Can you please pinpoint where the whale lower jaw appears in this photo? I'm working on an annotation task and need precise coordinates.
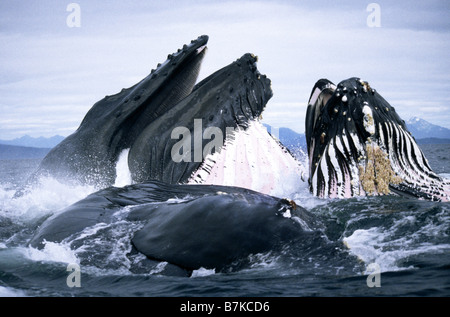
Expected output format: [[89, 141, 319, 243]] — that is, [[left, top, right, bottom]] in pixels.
[[311, 123, 450, 202], [311, 124, 450, 202], [375, 121, 450, 201], [188, 120, 305, 197], [307, 77, 450, 202]]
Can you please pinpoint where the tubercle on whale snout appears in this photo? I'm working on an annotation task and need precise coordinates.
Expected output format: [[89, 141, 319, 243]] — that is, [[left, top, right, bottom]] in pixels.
[[150, 35, 209, 73], [191, 51, 273, 123], [107, 35, 209, 106], [233, 53, 273, 117]]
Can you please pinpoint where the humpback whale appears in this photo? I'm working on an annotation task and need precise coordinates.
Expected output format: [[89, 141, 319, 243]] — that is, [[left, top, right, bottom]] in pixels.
[[25, 35, 308, 274], [27, 35, 303, 196], [29, 181, 318, 272], [25, 37, 450, 276], [305, 77, 450, 201]]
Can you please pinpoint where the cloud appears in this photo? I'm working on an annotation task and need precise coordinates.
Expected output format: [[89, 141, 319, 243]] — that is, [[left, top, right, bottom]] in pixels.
[[0, 0, 449, 139]]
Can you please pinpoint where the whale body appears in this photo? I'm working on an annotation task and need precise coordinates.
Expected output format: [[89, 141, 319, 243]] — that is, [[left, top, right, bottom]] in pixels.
[[29, 181, 318, 272], [31, 36, 209, 188]]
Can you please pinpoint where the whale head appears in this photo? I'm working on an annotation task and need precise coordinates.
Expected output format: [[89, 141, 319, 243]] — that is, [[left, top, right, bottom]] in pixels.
[[127, 53, 302, 195], [30, 35, 302, 195], [306, 77, 449, 201], [128, 52, 272, 184]]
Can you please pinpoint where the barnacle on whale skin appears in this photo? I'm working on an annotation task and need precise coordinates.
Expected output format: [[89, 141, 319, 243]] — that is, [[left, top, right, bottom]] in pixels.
[[359, 142, 402, 196]]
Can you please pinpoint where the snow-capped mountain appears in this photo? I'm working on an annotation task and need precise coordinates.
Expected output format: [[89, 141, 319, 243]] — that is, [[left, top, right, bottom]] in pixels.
[[406, 117, 450, 140]]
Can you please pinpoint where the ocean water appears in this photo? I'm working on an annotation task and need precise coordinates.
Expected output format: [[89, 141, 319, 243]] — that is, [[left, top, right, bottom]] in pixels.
[[0, 144, 449, 298]]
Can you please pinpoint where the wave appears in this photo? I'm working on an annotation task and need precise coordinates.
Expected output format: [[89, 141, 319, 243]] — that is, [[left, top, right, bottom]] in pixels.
[[341, 197, 450, 273], [19, 241, 79, 265], [1, 149, 449, 296], [0, 285, 27, 297], [0, 176, 97, 223]]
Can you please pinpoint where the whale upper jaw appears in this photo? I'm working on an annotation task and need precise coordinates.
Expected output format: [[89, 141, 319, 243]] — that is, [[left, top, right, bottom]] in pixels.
[[31, 35, 210, 188], [306, 77, 450, 202]]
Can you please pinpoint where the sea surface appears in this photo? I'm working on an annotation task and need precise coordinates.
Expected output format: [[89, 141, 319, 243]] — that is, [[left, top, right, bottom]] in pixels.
[[0, 144, 449, 297]]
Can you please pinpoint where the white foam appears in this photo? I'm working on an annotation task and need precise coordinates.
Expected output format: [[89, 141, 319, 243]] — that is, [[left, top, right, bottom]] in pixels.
[[20, 241, 79, 264], [191, 267, 216, 277], [290, 153, 328, 210], [114, 148, 133, 187], [248, 252, 280, 270], [65, 219, 145, 275], [149, 262, 169, 275], [165, 197, 192, 204], [0, 286, 27, 297], [343, 226, 450, 273], [68, 222, 110, 244], [0, 177, 96, 222]]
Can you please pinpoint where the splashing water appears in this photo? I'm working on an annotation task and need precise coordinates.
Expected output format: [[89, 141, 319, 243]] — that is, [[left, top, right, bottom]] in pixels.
[[0, 144, 449, 296], [114, 149, 133, 188], [0, 176, 97, 223], [20, 241, 79, 265]]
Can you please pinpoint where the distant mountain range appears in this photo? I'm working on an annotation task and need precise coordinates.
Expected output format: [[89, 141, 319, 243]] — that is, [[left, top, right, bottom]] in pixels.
[[0, 117, 448, 160], [0, 135, 65, 148], [0, 135, 63, 160], [263, 124, 306, 154]]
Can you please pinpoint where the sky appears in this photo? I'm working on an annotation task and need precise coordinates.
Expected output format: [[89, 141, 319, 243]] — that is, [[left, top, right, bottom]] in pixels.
[[0, 0, 449, 139]]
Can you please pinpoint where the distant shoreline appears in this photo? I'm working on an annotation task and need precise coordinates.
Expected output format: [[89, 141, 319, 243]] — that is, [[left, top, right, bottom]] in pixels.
[[1, 138, 449, 160], [0, 144, 51, 160], [415, 138, 450, 144]]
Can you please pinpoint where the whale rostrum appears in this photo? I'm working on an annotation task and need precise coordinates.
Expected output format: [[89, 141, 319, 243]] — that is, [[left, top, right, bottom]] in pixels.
[[30, 35, 209, 187]]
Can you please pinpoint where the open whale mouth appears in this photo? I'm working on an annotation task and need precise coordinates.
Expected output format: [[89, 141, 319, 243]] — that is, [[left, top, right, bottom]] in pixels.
[[126, 52, 304, 195], [186, 120, 305, 196], [31, 34, 304, 193], [306, 77, 450, 202]]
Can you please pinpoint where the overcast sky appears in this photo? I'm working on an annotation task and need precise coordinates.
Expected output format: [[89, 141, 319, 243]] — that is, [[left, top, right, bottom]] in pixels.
[[0, 0, 449, 139]]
